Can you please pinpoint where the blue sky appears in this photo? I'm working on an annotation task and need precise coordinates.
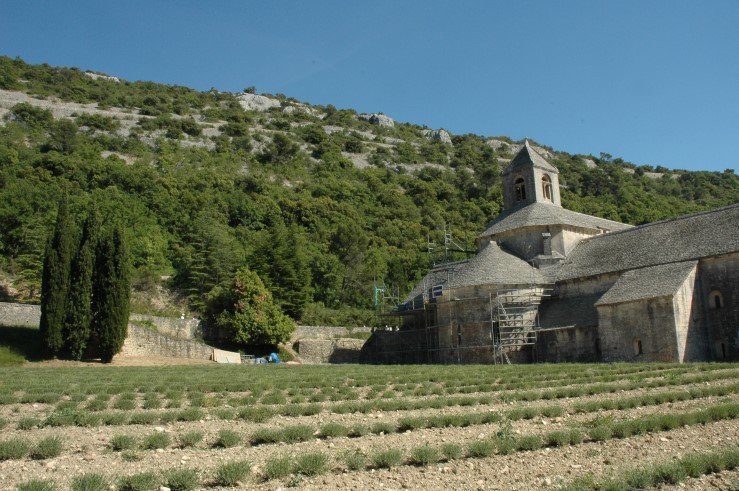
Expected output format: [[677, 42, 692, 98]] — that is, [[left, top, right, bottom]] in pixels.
[[1, 0, 738, 172]]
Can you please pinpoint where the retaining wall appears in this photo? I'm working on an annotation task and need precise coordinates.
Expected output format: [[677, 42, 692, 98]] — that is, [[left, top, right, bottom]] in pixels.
[[291, 325, 371, 341], [0, 302, 40, 327], [121, 325, 213, 359], [296, 338, 365, 364]]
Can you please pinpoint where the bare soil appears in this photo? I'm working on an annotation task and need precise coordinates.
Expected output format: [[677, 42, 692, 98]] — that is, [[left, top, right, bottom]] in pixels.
[[0, 364, 737, 490]]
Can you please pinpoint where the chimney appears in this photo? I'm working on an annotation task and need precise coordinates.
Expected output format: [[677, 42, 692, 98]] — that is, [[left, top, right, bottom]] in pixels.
[[542, 232, 552, 256]]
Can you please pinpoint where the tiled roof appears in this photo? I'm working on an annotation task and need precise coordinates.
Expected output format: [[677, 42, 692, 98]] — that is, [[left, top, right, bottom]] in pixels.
[[503, 140, 559, 175], [479, 201, 632, 239], [401, 260, 468, 304], [449, 241, 542, 288], [595, 261, 698, 306], [558, 204, 739, 281]]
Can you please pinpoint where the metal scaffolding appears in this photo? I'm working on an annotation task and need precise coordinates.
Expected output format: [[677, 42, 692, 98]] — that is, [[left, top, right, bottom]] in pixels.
[[490, 283, 552, 364]]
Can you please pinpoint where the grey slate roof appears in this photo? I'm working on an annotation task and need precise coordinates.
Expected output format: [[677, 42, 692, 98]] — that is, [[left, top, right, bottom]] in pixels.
[[503, 140, 559, 175], [558, 204, 739, 281], [448, 241, 542, 288], [539, 293, 601, 329], [595, 261, 698, 306], [479, 201, 633, 239], [402, 260, 468, 303]]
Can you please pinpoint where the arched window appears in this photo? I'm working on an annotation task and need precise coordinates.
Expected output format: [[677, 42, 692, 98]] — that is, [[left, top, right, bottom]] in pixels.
[[542, 175, 552, 201], [710, 290, 723, 309], [514, 177, 526, 201], [633, 337, 643, 356]]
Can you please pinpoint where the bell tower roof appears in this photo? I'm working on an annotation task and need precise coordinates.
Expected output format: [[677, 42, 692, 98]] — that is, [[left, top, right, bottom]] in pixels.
[[500, 140, 562, 210], [503, 140, 559, 176]]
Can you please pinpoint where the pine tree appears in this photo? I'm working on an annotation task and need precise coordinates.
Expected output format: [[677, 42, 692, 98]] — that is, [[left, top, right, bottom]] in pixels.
[[39, 193, 77, 356], [252, 221, 311, 320], [92, 227, 131, 363], [64, 203, 99, 360]]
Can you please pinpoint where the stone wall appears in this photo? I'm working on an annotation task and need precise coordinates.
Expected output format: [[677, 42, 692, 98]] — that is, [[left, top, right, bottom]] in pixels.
[[597, 296, 679, 362], [296, 338, 365, 364], [121, 324, 213, 359], [698, 253, 739, 361], [129, 313, 201, 340], [291, 325, 371, 341], [0, 302, 40, 327], [536, 326, 598, 363]]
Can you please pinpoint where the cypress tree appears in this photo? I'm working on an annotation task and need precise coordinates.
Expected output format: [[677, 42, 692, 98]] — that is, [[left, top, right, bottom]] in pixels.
[[39, 193, 76, 356], [64, 203, 99, 360], [92, 227, 131, 363]]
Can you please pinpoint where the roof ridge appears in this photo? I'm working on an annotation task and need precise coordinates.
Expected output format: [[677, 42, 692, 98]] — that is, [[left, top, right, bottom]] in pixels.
[[578, 202, 739, 243]]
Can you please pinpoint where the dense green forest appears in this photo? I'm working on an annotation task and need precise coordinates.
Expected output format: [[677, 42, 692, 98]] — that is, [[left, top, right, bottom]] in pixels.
[[0, 56, 737, 326]]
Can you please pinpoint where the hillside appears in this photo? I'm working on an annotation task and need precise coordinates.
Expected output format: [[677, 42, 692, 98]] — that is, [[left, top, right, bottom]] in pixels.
[[1, 56, 737, 325]]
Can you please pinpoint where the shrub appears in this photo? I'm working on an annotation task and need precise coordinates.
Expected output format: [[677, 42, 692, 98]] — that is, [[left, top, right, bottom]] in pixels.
[[467, 439, 495, 458], [176, 408, 204, 422], [410, 445, 439, 466], [342, 450, 366, 471], [0, 438, 30, 460], [214, 429, 241, 448], [163, 468, 199, 491], [250, 428, 281, 445], [215, 460, 250, 486], [110, 434, 137, 451], [371, 448, 404, 469], [237, 406, 273, 423], [588, 426, 612, 442], [121, 450, 142, 462], [31, 435, 64, 459], [129, 411, 158, 425], [370, 421, 395, 435], [516, 435, 543, 451], [441, 443, 463, 461], [293, 451, 329, 476], [264, 454, 292, 480], [16, 479, 56, 491], [71, 473, 108, 491], [100, 412, 129, 426], [348, 424, 369, 437], [117, 472, 159, 491], [281, 425, 314, 443], [178, 431, 203, 449], [141, 432, 170, 450], [17, 417, 42, 430], [319, 422, 349, 438]]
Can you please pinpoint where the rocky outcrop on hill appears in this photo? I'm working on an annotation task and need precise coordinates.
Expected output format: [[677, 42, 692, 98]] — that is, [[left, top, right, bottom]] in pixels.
[[237, 93, 281, 112], [84, 71, 120, 83], [358, 113, 394, 127], [422, 128, 452, 145]]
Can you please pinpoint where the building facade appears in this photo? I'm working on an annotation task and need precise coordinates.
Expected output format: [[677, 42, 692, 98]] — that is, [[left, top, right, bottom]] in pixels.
[[363, 142, 739, 364]]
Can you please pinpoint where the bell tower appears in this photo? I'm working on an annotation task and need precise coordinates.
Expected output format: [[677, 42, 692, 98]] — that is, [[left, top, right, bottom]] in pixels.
[[501, 140, 562, 210]]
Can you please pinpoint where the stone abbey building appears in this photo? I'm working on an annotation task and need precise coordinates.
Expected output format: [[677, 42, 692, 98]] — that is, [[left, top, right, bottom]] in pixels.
[[363, 142, 739, 364]]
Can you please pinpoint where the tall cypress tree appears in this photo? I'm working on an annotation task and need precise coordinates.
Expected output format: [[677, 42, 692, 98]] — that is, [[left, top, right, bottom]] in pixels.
[[65, 202, 99, 360], [39, 193, 76, 356], [92, 227, 131, 363]]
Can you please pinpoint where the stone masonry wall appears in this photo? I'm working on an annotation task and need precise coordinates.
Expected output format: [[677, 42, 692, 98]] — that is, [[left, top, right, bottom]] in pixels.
[[291, 325, 371, 341], [128, 313, 201, 340], [296, 338, 365, 364], [0, 302, 213, 360], [0, 303, 40, 327], [121, 325, 213, 359]]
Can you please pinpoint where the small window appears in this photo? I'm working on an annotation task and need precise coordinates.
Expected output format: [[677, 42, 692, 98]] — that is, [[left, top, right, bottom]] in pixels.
[[514, 177, 526, 201], [542, 175, 552, 201], [710, 290, 723, 309], [633, 337, 643, 356]]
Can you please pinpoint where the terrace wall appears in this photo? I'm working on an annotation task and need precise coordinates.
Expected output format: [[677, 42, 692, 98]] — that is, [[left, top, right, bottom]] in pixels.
[[296, 338, 365, 364], [121, 324, 213, 359], [0, 302, 40, 327]]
